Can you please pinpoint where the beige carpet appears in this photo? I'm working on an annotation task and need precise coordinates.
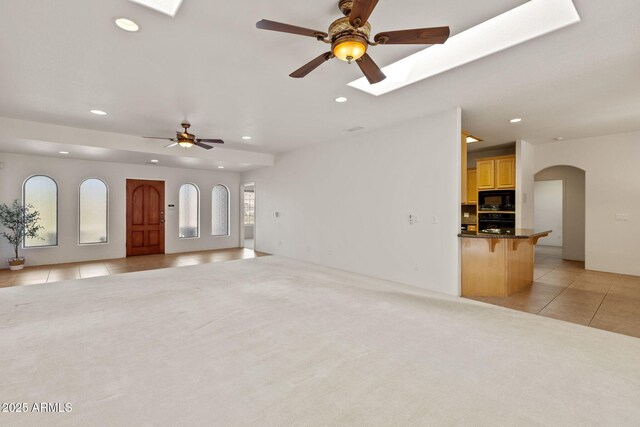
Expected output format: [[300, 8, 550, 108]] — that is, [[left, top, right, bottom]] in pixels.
[[1, 256, 639, 426]]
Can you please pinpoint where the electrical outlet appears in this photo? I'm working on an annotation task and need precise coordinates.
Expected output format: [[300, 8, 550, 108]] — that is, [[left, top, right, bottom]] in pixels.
[[432, 216, 438, 224]]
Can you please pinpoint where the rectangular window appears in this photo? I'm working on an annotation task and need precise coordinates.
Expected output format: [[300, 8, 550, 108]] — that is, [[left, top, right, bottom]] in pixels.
[[244, 191, 255, 225]]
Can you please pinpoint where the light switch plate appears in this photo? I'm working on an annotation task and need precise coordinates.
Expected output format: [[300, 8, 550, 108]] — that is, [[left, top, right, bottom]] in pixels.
[[615, 213, 629, 222]]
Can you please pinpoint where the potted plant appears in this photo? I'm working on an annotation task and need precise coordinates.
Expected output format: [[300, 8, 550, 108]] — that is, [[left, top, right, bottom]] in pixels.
[[0, 199, 43, 271]]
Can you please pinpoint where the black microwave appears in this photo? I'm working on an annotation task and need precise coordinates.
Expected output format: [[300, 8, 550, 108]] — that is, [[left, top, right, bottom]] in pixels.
[[478, 190, 515, 212]]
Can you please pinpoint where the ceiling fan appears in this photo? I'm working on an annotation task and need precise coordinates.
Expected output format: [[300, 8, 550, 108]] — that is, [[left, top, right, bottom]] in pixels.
[[143, 121, 224, 150], [256, 0, 450, 84]]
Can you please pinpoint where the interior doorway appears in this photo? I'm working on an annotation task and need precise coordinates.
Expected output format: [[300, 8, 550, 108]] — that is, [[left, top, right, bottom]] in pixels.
[[126, 179, 165, 257], [242, 183, 255, 250], [534, 180, 563, 247], [534, 166, 585, 262]]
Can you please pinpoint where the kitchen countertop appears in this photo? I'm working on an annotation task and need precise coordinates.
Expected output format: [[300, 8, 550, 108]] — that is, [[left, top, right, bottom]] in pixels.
[[458, 229, 552, 240]]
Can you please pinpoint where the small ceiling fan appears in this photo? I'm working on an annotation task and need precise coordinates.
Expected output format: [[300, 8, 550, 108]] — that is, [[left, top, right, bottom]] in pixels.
[[256, 0, 450, 84], [143, 121, 224, 150]]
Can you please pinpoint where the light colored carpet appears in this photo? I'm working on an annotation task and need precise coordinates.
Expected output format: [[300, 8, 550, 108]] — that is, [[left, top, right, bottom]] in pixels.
[[1, 256, 639, 426]]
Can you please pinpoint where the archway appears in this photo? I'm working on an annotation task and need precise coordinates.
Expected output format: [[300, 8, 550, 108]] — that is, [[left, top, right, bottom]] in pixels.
[[534, 165, 585, 262]]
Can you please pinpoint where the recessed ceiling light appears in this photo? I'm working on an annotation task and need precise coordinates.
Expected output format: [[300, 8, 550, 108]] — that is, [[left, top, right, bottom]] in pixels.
[[59, 151, 69, 155], [114, 18, 139, 32], [335, 97, 348, 103], [90, 109, 108, 116], [509, 118, 523, 123], [242, 136, 252, 140], [218, 166, 225, 169], [466, 136, 482, 144], [553, 137, 564, 141], [150, 159, 159, 163]]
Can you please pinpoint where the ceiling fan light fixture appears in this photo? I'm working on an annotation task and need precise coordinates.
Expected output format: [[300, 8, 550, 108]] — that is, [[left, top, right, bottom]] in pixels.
[[332, 35, 367, 62], [178, 140, 194, 148]]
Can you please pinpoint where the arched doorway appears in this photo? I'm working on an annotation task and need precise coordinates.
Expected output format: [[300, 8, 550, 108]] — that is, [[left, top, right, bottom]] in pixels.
[[534, 166, 585, 262]]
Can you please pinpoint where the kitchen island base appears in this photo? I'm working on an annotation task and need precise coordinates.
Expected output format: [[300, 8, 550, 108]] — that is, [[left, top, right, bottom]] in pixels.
[[459, 230, 551, 297]]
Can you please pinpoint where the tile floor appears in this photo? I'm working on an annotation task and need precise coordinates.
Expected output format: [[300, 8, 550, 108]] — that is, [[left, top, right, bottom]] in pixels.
[[469, 246, 640, 339], [0, 248, 269, 288]]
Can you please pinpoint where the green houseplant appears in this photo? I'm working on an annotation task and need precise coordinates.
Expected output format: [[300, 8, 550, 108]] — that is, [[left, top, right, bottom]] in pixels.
[[0, 199, 43, 271]]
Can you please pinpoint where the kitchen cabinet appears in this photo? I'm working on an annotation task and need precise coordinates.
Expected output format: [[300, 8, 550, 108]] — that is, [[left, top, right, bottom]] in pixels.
[[467, 169, 478, 203], [496, 157, 516, 189], [461, 131, 468, 204], [476, 155, 516, 190], [477, 160, 495, 189]]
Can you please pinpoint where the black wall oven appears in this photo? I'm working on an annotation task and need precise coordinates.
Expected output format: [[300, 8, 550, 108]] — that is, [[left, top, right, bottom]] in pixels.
[[478, 213, 516, 234]]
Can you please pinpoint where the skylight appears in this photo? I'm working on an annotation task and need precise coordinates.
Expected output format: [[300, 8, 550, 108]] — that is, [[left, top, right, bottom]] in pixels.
[[129, 0, 184, 17], [348, 0, 580, 96]]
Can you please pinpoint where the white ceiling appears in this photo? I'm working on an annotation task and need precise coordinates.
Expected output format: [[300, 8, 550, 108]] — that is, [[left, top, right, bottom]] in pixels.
[[0, 0, 639, 168]]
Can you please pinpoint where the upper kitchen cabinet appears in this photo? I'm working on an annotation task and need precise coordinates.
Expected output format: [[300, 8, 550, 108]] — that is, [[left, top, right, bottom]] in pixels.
[[495, 157, 516, 189], [467, 169, 478, 203], [477, 155, 516, 190], [477, 159, 496, 189]]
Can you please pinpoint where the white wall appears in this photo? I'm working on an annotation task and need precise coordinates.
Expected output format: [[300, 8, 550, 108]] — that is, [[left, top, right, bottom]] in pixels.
[[535, 166, 585, 261], [0, 152, 240, 267], [516, 140, 535, 228], [534, 130, 640, 276], [242, 108, 462, 296], [534, 180, 563, 247]]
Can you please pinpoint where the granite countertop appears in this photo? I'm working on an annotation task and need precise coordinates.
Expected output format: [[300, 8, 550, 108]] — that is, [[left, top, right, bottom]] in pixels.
[[458, 229, 552, 239]]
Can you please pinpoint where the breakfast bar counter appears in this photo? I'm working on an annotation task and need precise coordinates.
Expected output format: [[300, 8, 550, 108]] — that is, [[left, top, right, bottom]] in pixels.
[[458, 229, 551, 297]]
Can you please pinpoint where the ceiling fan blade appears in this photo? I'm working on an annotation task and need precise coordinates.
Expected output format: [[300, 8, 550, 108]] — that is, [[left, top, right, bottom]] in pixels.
[[164, 142, 178, 148], [356, 53, 386, 84], [196, 139, 225, 144], [374, 26, 450, 45], [349, 0, 380, 27], [290, 52, 333, 78], [143, 136, 175, 141], [194, 141, 214, 150], [256, 19, 328, 39]]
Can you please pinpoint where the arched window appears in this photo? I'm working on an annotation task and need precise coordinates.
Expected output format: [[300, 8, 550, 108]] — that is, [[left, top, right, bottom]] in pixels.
[[23, 175, 58, 247], [79, 178, 108, 244], [179, 183, 200, 238], [211, 185, 229, 236]]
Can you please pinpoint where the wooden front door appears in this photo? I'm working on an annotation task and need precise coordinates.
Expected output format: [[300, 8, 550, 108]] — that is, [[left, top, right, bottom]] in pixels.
[[126, 179, 165, 257]]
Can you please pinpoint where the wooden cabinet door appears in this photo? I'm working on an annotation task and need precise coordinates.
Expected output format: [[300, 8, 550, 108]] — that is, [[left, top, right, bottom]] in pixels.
[[496, 157, 516, 189], [477, 160, 495, 189], [467, 169, 478, 203], [126, 179, 165, 256]]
